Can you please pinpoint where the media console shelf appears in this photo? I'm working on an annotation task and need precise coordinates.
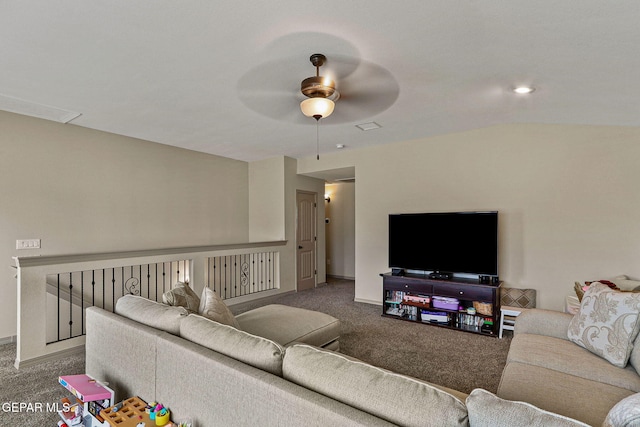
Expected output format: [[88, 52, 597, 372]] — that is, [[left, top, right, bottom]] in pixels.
[[381, 272, 502, 336]]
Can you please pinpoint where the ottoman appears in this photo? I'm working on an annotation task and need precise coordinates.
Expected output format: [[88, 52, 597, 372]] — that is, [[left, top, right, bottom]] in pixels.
[[235, 304, 340, 350]]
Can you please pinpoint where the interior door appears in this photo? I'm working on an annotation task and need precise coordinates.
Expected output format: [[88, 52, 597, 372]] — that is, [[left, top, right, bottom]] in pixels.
[[296, 191, 317, 291]]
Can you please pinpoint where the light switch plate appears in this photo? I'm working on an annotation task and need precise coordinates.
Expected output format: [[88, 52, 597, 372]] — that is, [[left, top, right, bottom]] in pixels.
[[16, 239, 41, 249]]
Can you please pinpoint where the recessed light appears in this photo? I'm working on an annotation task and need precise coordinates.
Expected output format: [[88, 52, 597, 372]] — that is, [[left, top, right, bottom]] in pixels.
[[356, 122, 381, 131], [336, 144, 345, 149], [512, 86, 535, 95]]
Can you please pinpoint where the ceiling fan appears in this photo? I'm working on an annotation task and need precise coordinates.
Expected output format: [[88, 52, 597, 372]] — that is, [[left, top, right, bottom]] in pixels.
[[237, 53, 400, 125]]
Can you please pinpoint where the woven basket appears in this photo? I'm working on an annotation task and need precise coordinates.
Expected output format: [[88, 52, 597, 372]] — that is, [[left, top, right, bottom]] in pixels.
[[574, 282, 585, 302], [473, 301, 493, 316]]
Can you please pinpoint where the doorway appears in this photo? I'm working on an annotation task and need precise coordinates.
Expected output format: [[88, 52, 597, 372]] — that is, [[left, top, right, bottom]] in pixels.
[[324, 181, 356, 280], [296, 190, 317, 291]]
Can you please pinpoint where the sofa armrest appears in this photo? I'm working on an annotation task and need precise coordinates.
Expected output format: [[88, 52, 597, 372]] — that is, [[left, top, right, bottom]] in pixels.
[[514, 308, 574, 340]]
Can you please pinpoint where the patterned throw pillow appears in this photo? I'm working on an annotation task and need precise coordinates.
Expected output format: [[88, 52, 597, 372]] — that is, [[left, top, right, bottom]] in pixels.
[[568, 282, 640, 368], [162, 282, 201, 313], [602, 392, 640, 427], [198, 287, 240, 329]]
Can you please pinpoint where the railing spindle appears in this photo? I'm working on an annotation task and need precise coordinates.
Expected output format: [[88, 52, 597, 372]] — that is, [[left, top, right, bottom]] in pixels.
[[68, 272, 73, 339]]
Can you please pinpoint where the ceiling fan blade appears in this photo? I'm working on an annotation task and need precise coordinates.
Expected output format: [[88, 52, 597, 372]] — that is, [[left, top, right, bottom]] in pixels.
[[237, 60, 303, 122], [324, 60, 399, 123]]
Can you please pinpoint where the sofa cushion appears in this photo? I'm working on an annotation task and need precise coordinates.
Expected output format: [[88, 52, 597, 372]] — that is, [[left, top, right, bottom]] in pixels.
[[236, 304, 340, 348], [603, 392, 640, 427], [115, 294, 188, 335], [179, 314, 285, 376], [568, 282, 640, 368], [162, 282, 200, 313], [283, 344, 468, 427], [466, 388, 589, 427], [198, 287, 240, 328], [514, 308, 574, 340], [497, 361, 634, 426], [507, 333, 640, 392]]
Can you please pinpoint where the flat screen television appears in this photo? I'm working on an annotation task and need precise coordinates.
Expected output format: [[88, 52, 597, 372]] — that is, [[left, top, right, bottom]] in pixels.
[[388, 211, 498, 276]]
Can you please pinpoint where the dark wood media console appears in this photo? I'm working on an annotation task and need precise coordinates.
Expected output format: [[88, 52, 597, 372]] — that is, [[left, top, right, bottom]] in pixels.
[[381, 272, 502, 336]]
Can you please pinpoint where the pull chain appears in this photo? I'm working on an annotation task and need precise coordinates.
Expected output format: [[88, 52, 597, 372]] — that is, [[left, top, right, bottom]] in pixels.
[[313, 114, 321, 160]]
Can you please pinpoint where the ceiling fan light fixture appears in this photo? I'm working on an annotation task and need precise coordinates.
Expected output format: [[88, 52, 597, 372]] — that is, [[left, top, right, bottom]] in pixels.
[[300, 97, 335, 119], [299, 54, 339, 160], [300, 54, 339, 120]]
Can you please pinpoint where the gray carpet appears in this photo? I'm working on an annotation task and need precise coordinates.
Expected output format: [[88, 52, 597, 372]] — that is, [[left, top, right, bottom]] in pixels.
[[0, 278, 511, 425], [0, 340, 85, 425], [233, 278, 511, 394]]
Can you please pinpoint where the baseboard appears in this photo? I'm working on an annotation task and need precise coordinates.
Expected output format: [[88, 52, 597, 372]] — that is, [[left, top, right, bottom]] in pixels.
[[327, 274, 356, 280], [354, 297, 382, 306], [0, 335, 17, 345], [14, 345, 85, 369]]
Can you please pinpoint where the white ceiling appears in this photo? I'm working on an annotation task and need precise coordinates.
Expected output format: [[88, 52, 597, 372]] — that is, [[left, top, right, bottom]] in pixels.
[[2, 1, 639, 162]]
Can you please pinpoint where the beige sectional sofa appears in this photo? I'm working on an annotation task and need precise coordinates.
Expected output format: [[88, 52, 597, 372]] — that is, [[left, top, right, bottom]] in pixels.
[[86, 295, 639, 427]]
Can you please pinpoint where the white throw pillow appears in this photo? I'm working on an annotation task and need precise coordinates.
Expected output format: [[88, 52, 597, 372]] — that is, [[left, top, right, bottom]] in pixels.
[[198, 287, 240, 329], [568, 282, 640, 368], [612, 275, 640, 291]]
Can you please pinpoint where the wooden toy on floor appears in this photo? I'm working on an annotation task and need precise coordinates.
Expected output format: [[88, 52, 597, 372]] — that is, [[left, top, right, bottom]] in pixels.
[[100, 397, 153, 427]]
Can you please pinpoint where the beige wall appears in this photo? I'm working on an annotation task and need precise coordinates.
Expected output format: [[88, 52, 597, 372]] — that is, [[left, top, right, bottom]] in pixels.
[[249, 156, 327, 290], [249, 157, 286, 242], [299, 123, 640, 311], [0, 111, 249, 340], [325, 182, 356, 279]]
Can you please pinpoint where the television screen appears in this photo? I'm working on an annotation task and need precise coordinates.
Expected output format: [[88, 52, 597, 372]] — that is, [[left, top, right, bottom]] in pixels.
[[388, 211, 498, 276]]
